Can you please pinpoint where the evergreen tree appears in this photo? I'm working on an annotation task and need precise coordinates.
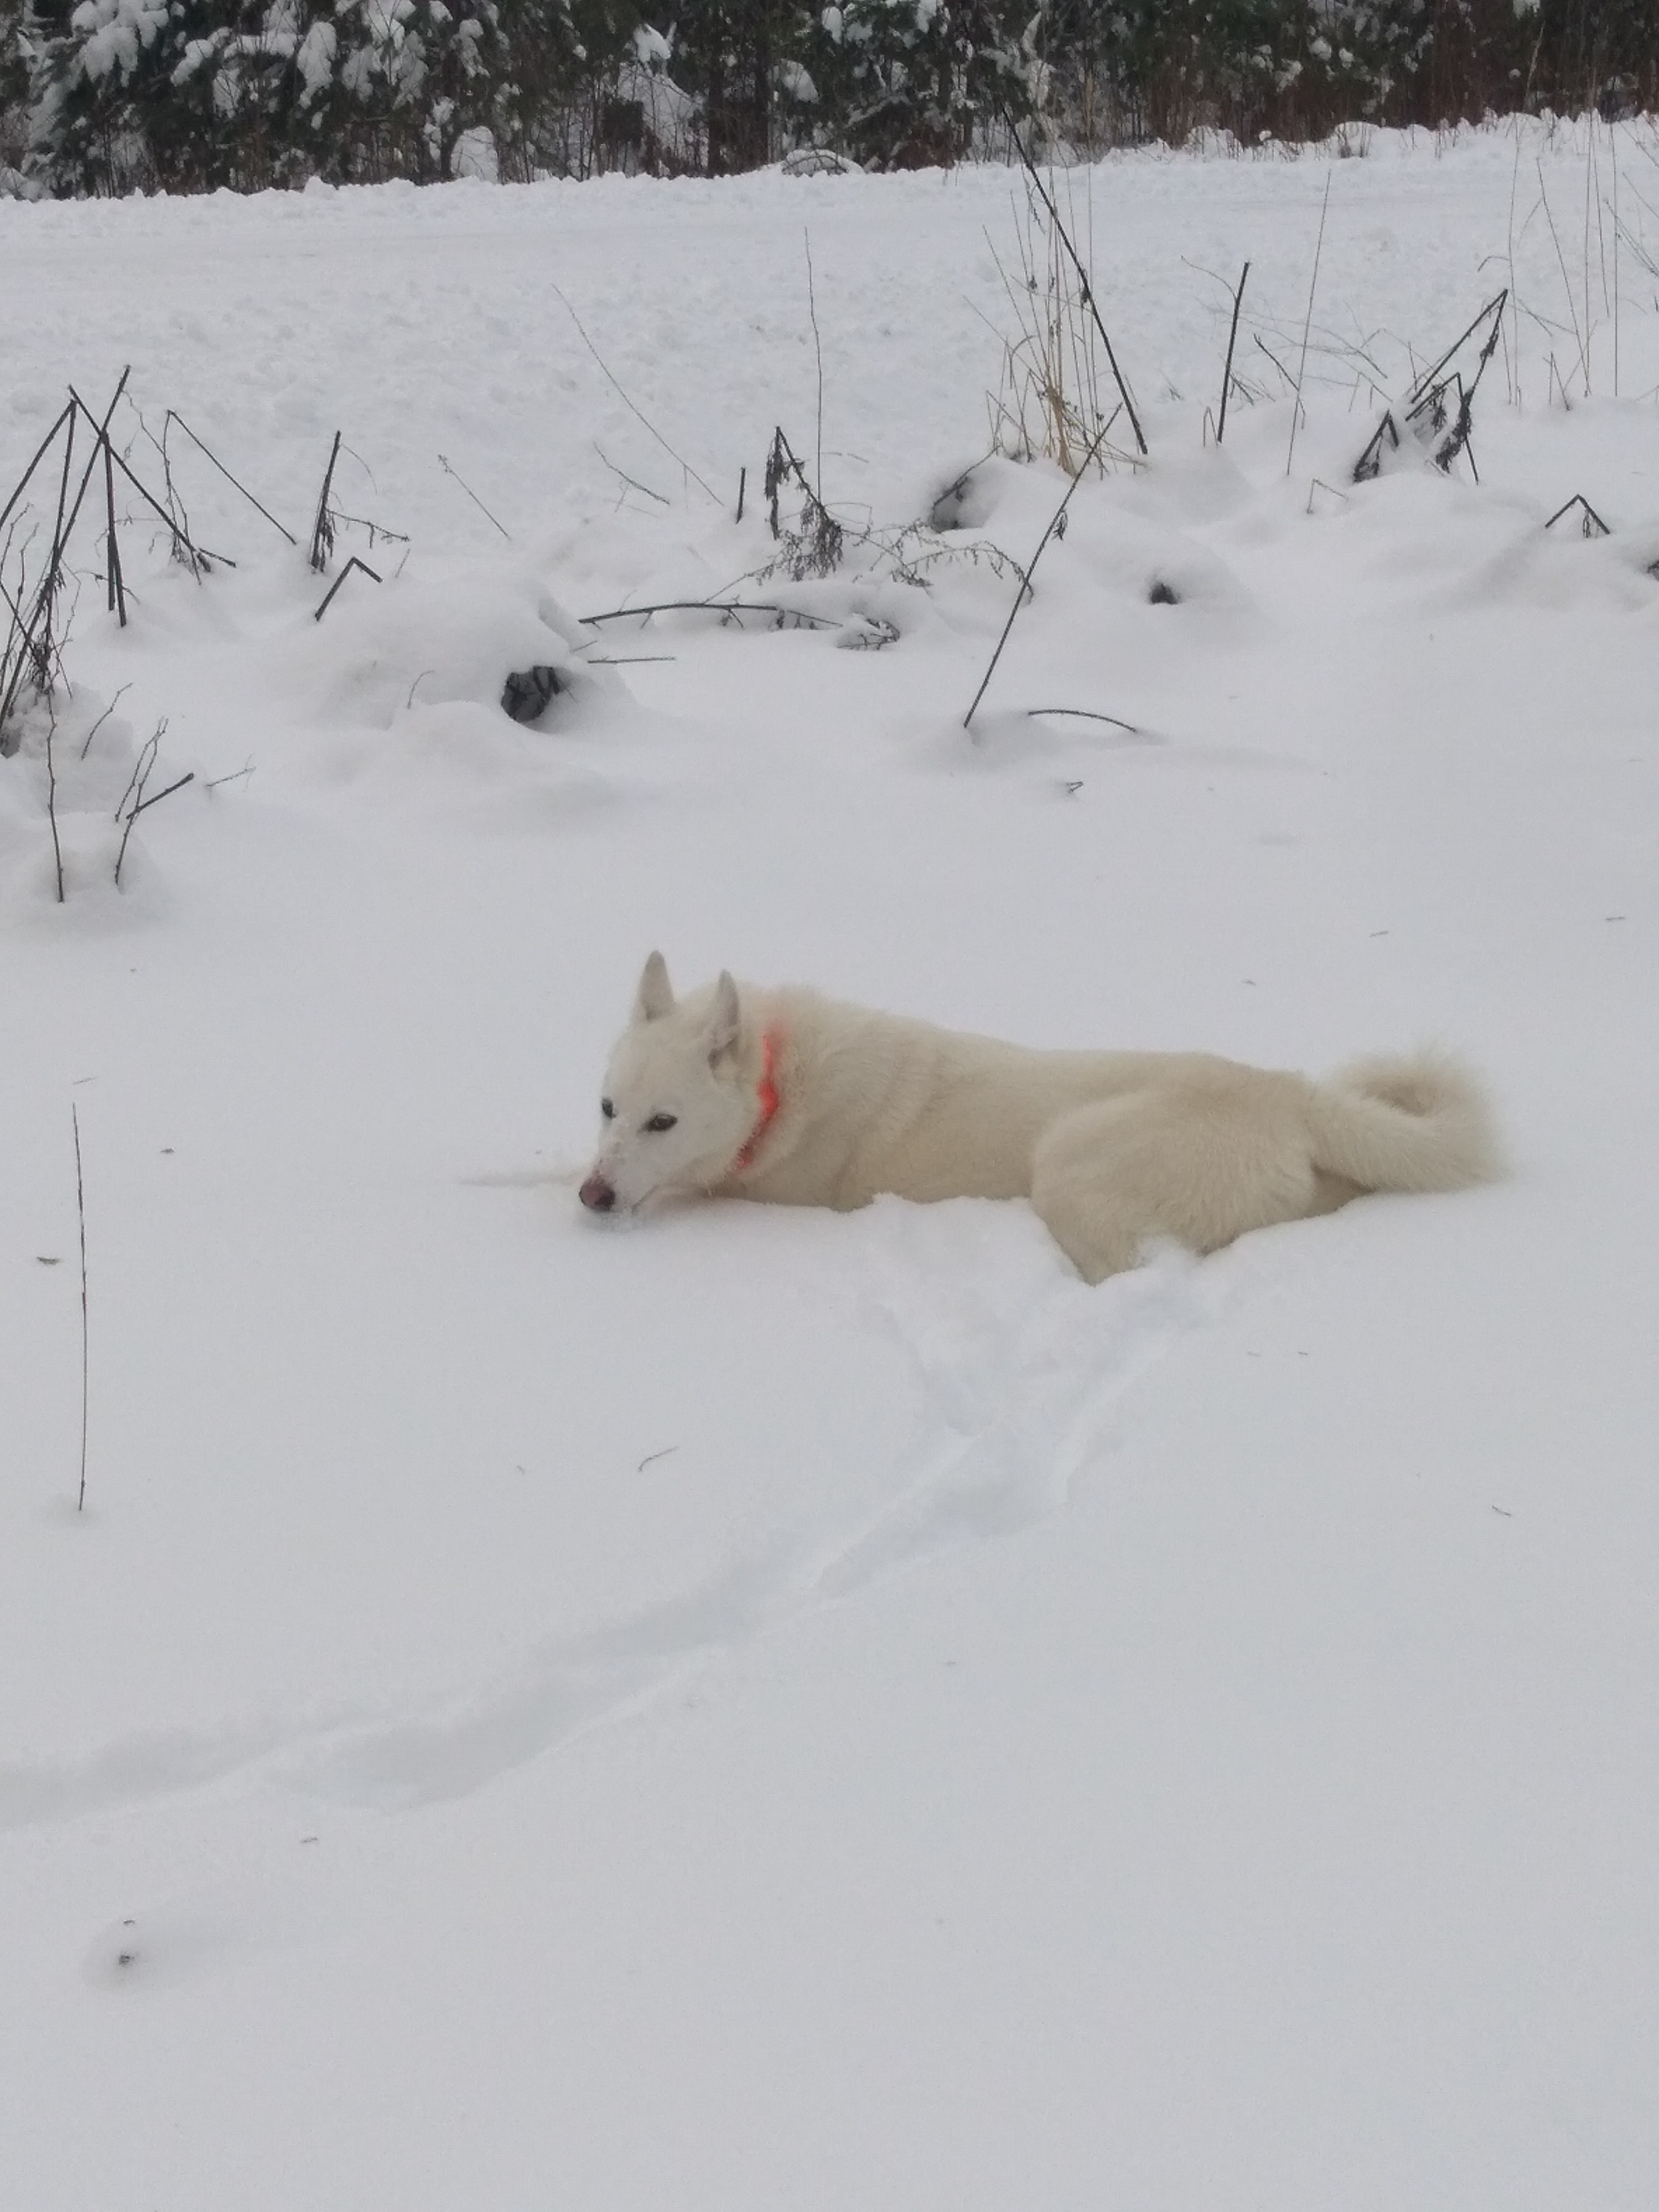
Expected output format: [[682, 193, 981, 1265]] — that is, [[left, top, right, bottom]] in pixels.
[[29, 0, 574, 191], [804, 0, 1033, 168], [11, 0, 1659, 193]]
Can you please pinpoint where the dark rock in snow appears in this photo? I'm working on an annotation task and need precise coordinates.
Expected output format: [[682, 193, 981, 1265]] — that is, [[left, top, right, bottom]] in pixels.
[[501, 666, 566, 723]]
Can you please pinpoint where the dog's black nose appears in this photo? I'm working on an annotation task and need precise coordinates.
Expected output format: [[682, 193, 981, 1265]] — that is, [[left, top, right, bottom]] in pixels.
[[579, 1174, 616, 1213]]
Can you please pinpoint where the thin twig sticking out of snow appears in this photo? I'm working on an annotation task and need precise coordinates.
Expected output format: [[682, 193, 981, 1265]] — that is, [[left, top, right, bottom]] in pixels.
[[1026, 707, 1145, 735], [0, 400, 75, 543], [45, 694, 64, 902], [165, 411, 296, 545], [37, 404, 76, 700], [126, 771, 195, 820], [999, 101, 1147, 458], [72, 1103, 88, 1512], [79, 684, 130, 761], [113, 718, 180, 886], [578, 599, 840, 629], [550, 283, 719, 505], [69, 380, 224, 575], [1536, 159, 1589, 394], [962, 412, 1116, 731], [313, 556, 382, 622], [1408, 292, 1508, 407], [1217, 262, 1250, 445], [103, 428, 126, 626], [1286, 173, 1333, 477], [440, 453, 513, 536], [1543, 492, 1610, 535], [0, 404, 78, 743], [805, 228, 825, 500], [310, 431, 342, 573], [592, 447, 665, 509]]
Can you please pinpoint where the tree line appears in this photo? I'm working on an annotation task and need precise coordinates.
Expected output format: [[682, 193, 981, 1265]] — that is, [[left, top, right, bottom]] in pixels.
[[1, 0, 1653, 198]]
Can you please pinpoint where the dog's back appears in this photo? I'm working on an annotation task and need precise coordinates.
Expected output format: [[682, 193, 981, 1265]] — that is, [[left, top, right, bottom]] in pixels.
[[726, 988, 1235, 1210]]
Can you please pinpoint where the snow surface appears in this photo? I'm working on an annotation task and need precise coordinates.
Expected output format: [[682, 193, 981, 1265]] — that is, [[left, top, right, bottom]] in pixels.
[[2, 121, 1657, 2208]]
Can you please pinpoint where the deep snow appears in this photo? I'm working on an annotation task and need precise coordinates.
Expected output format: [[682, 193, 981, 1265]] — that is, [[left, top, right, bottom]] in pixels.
[[2, 121, 1657, 2209]]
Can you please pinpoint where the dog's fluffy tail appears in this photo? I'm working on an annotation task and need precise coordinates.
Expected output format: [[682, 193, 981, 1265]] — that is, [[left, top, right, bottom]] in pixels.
[[1308, 1050, 1503, 1195]]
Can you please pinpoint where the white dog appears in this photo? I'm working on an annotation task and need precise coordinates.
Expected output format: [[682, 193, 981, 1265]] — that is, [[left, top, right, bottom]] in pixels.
[[579, 953, 1501, 1283]]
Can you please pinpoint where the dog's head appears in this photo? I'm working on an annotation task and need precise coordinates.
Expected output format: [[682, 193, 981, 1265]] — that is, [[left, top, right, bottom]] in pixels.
[[579, 953, 757, 1214]]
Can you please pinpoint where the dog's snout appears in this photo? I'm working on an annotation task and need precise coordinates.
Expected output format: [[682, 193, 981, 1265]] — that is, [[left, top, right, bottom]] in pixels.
[[579, 1173, 617, 1213]]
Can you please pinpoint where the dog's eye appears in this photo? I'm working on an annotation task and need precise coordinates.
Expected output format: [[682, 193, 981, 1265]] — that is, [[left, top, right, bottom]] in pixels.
[[600, 1098, 615, 1120], [642, 1113, 678, 1134]]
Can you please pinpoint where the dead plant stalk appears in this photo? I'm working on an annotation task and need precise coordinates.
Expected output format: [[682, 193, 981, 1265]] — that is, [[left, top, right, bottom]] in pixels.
[[963, 416, 1115, 730], [73, 1102, 88, 1511], [1286, 173, 1333, 476]]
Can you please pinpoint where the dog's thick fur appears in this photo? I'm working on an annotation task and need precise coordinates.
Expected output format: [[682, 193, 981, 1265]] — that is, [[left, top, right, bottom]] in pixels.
[[578, 953, 1502, 1283]]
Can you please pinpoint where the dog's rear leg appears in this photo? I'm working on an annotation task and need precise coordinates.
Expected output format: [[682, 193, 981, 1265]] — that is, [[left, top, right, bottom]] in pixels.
[[1034, 1199, 1146, 1285], [1030, 1135, 1149, 1285]]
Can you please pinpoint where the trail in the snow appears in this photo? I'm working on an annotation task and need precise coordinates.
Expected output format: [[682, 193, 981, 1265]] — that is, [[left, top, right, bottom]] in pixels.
[[0, 1208, 1257, 1823]]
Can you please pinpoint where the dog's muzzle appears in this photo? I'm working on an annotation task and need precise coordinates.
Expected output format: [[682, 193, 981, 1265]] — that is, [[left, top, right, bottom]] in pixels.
[[579, 1173, 617, 1213]]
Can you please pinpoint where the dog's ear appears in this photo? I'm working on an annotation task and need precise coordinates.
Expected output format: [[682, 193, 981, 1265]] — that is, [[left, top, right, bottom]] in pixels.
[[705, 970, 741, 1064], [634, 950, 675, 1023]]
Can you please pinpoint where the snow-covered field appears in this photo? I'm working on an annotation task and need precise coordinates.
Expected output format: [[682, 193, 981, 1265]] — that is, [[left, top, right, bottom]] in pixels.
[[2, 122, 1657, 2208]]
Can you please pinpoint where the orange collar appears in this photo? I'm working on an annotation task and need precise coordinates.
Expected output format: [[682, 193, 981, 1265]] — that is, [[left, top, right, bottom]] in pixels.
[[731, 1031, 781, 1174]]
